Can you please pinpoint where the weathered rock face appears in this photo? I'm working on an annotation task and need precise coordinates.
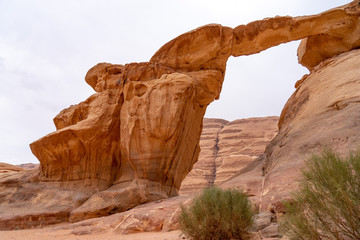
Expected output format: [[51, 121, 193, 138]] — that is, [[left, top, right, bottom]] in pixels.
[[0, 163, 25, 182], [16, 163, 38, 170], [32, 62, 225, 188], [261, 48, 360, 210], [179, 118, 228, 195], [30, 62, 225, 222], [0, 163, 24, 175], [298, 1, 360, 70], [0, 170, 97, 230], [180, 117, 278, 195], [223, 49, 360, 212], [55, 195, 192, 235], [214, 117, 279, 186], [151, 1, 360, 72], [1, 0, 360, 230], [30, 0, 360, 187]]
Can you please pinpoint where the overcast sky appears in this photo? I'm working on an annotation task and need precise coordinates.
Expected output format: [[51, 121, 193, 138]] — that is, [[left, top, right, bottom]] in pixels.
[[0, 0, 350, 164]]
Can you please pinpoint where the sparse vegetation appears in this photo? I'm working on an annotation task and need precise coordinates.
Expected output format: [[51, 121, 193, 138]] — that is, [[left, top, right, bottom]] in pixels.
[[179, 187, 254, 240], [280, 148, 360, 240]]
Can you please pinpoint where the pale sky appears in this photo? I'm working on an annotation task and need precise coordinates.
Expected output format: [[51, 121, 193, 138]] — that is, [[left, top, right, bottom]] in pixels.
[[0, 0, 350, 164]]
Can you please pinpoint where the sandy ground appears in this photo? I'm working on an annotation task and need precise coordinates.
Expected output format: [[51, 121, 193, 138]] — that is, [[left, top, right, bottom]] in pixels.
[[1, 227, 186, 240]]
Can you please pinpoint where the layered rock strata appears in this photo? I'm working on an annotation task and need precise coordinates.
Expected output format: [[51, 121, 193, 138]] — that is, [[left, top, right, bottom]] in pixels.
[[1, 1, 360, 229], [179, 118, 228, 195], [214, 117, 279, 186], [0, 163, 24, 175], [180, 117, 278, 195]]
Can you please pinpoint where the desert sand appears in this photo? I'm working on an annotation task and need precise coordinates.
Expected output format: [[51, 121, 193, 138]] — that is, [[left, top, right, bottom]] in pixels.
[[1, 228, 185, 240]]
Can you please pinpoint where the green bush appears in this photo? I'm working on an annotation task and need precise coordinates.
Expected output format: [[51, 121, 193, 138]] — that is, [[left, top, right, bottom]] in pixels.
[[179, 187, 254, 240], [280, 148, 360, 240]]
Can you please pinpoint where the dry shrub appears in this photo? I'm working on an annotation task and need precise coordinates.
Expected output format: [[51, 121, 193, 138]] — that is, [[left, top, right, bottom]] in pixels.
[[280, 148, 360, 240], [179, 187, 254, 240]]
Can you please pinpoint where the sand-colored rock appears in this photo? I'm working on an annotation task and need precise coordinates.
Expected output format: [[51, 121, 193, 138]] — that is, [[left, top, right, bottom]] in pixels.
[[180, 117, 278, 195], [29, 62, 224, 223], [57, 195, 191, 235], [0, 228, 187, 240], [2, 0, 360, 230], [0, 162, 25, 184], [0, 162, 24, 175], [261, 48, 360, 210], [214, 117, 279, 186], [225, 49, 360, 212], [179, 118, 228, 195], [0, 170, 98, 230], [17, 163, 38, 170], [298, 1, 360, 70], [151, 1, 360, 71]]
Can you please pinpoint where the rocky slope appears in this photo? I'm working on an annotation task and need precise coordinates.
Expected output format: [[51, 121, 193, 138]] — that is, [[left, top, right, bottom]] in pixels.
[[0, 163, 24, 180], [180, 117, 278, 195], [16, 163, 38, 170]]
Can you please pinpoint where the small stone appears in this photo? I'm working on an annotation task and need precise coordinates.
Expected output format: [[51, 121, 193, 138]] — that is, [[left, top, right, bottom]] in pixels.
[[261, 223, 280, 238], [252, 212, 272, 231]]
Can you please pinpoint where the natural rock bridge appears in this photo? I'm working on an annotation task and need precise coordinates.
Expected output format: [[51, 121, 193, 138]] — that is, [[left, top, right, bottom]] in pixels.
[[28, 1, 360, 221], [0, 1, 359, 229]]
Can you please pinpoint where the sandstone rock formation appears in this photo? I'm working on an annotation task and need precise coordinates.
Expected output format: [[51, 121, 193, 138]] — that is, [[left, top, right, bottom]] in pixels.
[[214, 117, 279, 186], [0, 198, 280, 240], [1, 0, 360, 230], [0, 163, 25, 181], [0, 163, 24, 175], [30, 61, 223, 222], [179, 118, 228, 195], [16, 163, 38, 170], [262, 48, 360, 210], [223, 48, 360, 212], [0, 169, 98, 230], [54, 195, 192, 235], [180, 117, 278, 195], [151, 0, 360, 72], [0, 117, 278, 231]]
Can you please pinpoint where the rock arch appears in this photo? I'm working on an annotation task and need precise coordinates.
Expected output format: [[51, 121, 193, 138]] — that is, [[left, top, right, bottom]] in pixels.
[[28, 1, 360, 221]]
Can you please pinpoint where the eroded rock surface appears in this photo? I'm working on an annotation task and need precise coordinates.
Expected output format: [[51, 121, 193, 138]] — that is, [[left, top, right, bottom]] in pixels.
[[0, 163, 24, 176], [30, 62, 223, 223], [215, 117, 279, 186], [262, 48, 360, 210], [224, 49, 360, 212], [1, 0, 360, 230], [179, 118, 228, 195], [180, 117, 278, 195], [16, 163, 38, 170]]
